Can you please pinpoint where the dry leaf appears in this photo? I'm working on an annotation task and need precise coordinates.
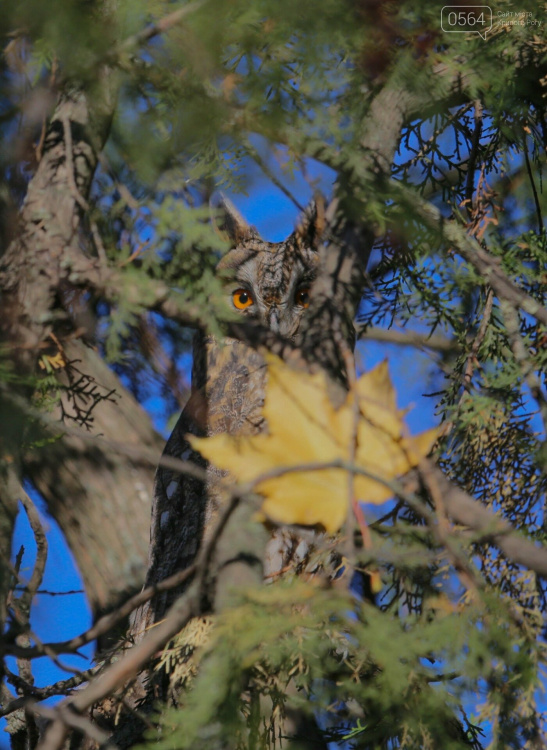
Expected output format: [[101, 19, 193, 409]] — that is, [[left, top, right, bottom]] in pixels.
[[189, 355, 438, 533]]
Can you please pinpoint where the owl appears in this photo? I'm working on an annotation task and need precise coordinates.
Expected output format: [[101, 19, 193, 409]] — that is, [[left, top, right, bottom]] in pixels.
[[131, 196, 325, 639]]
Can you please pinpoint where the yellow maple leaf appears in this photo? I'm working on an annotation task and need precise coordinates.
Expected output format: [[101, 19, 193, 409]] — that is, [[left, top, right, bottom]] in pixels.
[[189, 356, 438, 533]]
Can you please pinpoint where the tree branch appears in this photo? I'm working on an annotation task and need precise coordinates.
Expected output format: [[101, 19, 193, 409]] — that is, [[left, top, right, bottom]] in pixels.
[[357, 326, 459, 353], [1, 667, 101, 719], [3, 565, 197, 660], [431, 465, 547, 578], [392, 180, 547, 328], [34, 490, 249, 750], [16, 489, 48, 615]]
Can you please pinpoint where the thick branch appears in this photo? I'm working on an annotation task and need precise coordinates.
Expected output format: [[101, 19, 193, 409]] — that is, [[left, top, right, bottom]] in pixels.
[[393, 181, 547, 328], [432, 467, 547, 578]]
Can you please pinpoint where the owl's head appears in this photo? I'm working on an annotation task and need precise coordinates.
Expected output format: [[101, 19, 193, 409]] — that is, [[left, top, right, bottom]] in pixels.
[[217, 197, 325, 339]]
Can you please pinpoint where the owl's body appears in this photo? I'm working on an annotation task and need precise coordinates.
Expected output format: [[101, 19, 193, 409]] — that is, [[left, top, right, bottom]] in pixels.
[[132, 199, 323, 637]]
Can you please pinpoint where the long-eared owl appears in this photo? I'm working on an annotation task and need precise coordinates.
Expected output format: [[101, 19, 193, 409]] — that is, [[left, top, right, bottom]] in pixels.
[[132, 196, 325, 637]]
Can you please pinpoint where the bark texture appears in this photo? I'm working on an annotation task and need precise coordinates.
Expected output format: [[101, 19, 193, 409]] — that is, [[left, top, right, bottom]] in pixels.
[[0, 78, 158, 616], [23, 339, 162, 615]]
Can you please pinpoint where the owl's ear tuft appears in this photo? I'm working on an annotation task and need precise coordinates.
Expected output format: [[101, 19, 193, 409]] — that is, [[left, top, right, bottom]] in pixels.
[[294, 192, 326, 250], [213, 195, 260, 246]]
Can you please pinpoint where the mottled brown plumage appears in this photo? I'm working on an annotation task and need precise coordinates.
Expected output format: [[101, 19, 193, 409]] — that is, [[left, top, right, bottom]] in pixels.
[[132, 197, 324, 638]]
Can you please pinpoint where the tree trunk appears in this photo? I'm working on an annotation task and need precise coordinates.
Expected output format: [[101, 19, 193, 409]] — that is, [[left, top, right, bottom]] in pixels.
[[0, 73, 158, 618], [23, 338, 162, 617]]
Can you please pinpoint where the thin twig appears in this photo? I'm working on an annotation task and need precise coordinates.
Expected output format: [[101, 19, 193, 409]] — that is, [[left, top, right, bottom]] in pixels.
[[34, 492, 242, 750], [464, 100, 483, 215], [240, 460, 547, 578], [118, 0, 209, 54], [17, 488, 48, 612], [461, 286, 494, 394], [3, 472, 47, 750], [5, 564, 196, 659], [14, 588, 84, 597], [33, 704, 116, 750], [336, 332, 359, 568], [499, 299, 547, 433], [523, 138, 544, 236], [244, 139, 305, 212], [1, 666, 101, 718], [7, 598, 85, 676], [393, 180, 547, 328], [417, 460, 482, 601], [0, 379, 206, 483]]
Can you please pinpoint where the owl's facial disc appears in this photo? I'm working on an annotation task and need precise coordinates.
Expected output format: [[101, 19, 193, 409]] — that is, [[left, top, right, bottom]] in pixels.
[[222, 234, 318, 339]]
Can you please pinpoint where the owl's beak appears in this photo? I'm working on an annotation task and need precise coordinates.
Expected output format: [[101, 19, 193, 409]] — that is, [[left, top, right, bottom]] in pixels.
[[268, 307, 280, 332]]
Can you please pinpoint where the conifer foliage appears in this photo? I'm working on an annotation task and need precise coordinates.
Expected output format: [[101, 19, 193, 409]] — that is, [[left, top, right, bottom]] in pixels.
[[1, 1, 547, 748]]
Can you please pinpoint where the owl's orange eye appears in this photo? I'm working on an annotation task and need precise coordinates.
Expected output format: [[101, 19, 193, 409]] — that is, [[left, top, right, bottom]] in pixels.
[[295, 287, 310, 308], [232, 289, 254, 310]]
